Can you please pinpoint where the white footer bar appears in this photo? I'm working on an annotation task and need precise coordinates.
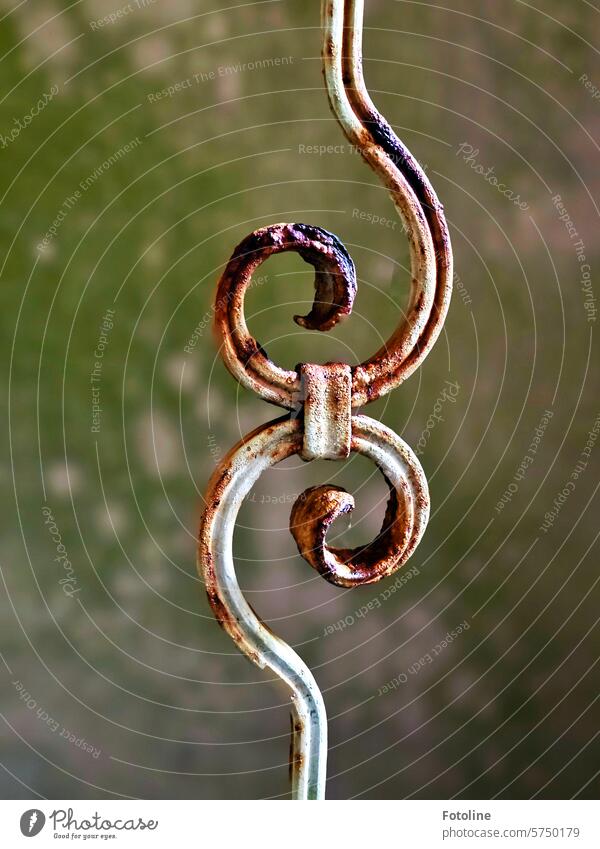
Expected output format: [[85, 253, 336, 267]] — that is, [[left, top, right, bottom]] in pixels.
[[0, 799, 597, 847]]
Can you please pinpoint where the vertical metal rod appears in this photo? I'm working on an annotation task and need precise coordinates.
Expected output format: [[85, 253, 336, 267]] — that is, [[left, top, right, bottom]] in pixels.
[[197, 0, 452, 800]]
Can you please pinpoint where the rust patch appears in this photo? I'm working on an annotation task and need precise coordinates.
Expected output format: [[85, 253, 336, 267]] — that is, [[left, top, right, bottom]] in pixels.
[[212, 222, 357, 410]]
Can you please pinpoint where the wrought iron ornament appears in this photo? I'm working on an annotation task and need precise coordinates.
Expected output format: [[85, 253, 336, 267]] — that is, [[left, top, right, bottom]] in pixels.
[[198, 0, 452, 799]]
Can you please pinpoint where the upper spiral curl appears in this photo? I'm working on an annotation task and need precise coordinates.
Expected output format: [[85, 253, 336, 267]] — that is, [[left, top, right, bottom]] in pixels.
[[213, 222, 357, 410]]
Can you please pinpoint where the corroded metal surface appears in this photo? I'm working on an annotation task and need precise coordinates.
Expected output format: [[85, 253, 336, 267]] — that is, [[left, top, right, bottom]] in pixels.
[[300, 362, 351, 460], [197, 0, 452, 801], [291, 415, 429, 587], [214, 223, 356, 409]]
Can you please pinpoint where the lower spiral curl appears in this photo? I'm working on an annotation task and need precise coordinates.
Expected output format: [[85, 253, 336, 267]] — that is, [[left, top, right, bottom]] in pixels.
[[290, 416, 429, 587]]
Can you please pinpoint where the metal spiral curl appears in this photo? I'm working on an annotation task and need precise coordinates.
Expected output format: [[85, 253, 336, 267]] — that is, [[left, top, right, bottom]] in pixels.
[[289, 415, 429, 588], [197, 0, 452, 800]]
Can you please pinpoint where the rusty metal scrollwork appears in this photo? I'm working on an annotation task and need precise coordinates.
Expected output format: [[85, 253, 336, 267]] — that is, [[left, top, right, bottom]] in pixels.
[[197, 0, 452, 800]]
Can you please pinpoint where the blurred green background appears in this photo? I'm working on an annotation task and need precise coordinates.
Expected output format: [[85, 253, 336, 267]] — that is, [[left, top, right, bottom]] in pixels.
[[1, 0, 599, 799]]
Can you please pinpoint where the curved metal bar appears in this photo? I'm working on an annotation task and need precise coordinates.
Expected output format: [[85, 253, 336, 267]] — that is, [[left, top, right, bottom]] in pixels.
[[322, 0, 453, 406], [197, 414, 429, 797], [198, 416, 327, 799]]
